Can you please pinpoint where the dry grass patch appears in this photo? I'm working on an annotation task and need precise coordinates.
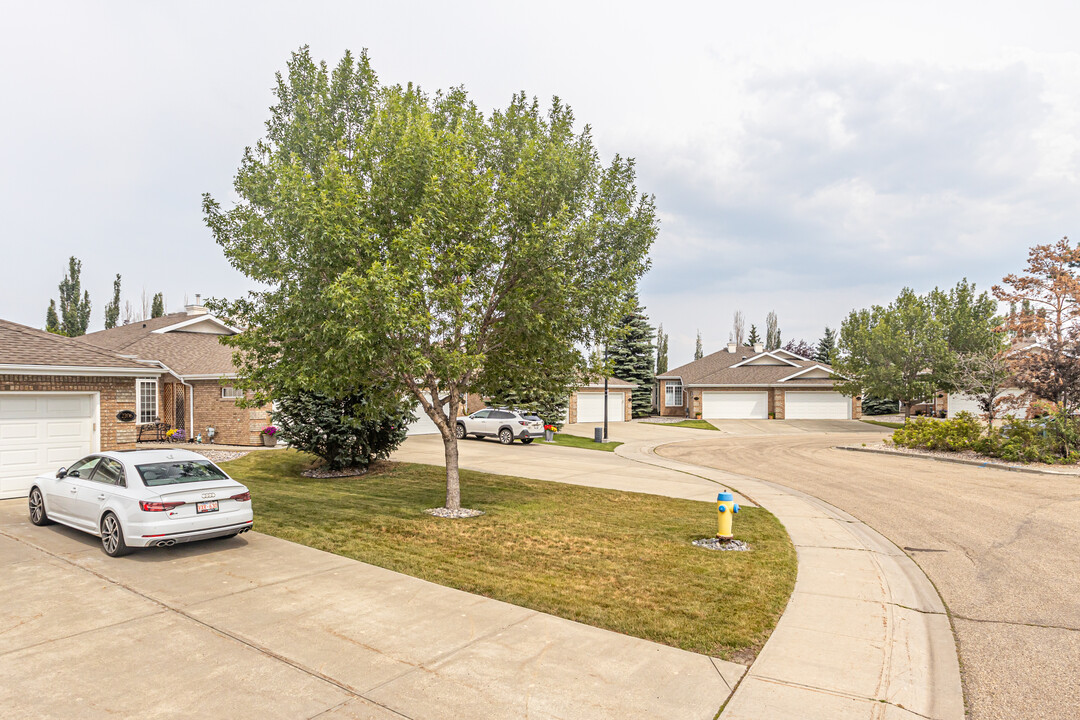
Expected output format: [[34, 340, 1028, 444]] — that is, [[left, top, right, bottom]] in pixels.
[[221, 450, 796, 661]]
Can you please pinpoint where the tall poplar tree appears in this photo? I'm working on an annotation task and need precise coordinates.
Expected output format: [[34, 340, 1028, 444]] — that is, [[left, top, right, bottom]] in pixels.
[[655, 324, 669, 374], [694, 330, 703, 360], [104, 274, 122, 329], [52, 256, 91, 337]]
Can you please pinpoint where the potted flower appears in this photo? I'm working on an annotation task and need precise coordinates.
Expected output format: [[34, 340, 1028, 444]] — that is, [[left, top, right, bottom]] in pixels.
[[166, 428, 185, 443], [544, 424, 557, 442], [261, 425, 279, 447]]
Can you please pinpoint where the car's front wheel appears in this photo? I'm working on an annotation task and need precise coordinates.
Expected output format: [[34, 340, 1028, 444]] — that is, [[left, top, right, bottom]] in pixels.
[[28, 488, 52, 526], [100, 512, 131, 557], [499, 428, 514, 445], [455, 423, 466, 440]]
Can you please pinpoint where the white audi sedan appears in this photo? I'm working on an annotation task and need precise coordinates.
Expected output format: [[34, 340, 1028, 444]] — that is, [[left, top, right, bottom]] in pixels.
[[27, 449, 253, 557]]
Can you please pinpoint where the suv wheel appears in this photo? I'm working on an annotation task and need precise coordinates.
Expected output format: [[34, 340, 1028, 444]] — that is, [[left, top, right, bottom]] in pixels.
[[499, 428, 514, 445], [455, 423, 466, 439]]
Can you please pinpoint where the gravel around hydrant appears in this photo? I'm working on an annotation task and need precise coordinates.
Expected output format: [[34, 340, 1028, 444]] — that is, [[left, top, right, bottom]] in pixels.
[[693, 537, 751, 552]]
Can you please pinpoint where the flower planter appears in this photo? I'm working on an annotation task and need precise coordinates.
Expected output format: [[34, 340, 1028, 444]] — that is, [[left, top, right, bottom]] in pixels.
[[261, 434, 278, 447], [544, 429, 555, 442]]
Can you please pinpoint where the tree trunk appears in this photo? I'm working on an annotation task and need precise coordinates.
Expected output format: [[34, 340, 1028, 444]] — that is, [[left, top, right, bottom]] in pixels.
[[440, 427, 461, 510]]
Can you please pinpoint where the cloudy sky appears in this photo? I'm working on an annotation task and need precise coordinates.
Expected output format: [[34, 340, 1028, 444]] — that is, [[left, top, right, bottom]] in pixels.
[[2, 1, 1078, 363]]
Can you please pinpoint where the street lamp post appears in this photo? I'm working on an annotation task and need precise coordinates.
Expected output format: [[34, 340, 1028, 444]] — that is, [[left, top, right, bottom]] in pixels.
[[603, 344, 609, 440]]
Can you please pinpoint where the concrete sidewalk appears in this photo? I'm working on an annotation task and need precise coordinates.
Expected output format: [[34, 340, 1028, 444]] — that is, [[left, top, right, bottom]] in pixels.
[[0, 499, 744, 720], [616, 427, 964, 720]]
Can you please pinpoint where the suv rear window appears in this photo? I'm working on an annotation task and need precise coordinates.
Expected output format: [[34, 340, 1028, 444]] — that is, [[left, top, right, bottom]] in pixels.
[[136, 460, 229, 487]]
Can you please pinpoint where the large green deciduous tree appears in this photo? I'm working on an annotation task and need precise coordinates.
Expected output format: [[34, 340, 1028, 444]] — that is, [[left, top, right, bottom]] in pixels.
[[609, 292, 655, 417], [203, 48, 656, 510], [834, 280, 1002, 416]]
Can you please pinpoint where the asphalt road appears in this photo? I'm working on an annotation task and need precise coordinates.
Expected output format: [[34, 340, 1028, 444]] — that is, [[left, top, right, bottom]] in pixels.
[[657, 428, 1080, 720]]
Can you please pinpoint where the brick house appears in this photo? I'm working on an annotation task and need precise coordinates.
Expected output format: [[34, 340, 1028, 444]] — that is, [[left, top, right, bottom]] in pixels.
[[656, 343, 861, 420], [80, 300, 272, 447], [0, 318, 166, 499], [566, 378, 636, 424]]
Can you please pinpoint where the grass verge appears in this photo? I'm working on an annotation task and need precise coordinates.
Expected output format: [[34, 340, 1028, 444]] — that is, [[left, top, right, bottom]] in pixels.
[[221, 450, 797, 661], [860, 418, 905, 429], [537, 433, 622, 452], [642, 419, 720, 431]]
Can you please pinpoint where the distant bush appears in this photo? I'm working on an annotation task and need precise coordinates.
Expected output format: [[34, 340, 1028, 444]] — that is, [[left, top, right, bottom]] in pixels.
[[891, 408, 1080, 464], [862, 396, 899, 416]]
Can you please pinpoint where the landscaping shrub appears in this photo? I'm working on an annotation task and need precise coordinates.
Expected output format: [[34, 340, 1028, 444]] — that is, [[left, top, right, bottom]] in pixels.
[[272, 390, 414, 470], [892, 408, 1080, 464], [861, 396, 899, 416]]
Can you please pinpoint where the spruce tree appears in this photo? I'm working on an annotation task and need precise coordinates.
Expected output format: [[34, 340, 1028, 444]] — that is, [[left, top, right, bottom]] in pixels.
[[609, 293, 655, 417], [815, 326, 838, 364], [57, 256, 91, 337], [151, 292, 165, 318], [45, 300, 62, 335], [747, 324, 760, 345], [104, 274, 122, 329], [655, 323, 669, 374], [694, 330, 703, 360]]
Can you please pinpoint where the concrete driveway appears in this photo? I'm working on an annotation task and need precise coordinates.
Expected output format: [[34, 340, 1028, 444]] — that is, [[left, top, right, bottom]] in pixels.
[[0, 496, 742, 720], [657, 423, 1080, 720]]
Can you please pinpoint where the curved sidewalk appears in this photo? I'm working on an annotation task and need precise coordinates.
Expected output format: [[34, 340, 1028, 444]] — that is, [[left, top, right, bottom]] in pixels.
[[614, 433, 965, 720]]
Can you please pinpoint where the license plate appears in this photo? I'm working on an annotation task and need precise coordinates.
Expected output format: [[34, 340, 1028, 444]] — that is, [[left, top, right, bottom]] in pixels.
[[197, 500, 219, 514]]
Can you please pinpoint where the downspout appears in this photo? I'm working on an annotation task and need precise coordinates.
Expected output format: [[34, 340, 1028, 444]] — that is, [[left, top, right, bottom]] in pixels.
[[148, 361, 194, 437]]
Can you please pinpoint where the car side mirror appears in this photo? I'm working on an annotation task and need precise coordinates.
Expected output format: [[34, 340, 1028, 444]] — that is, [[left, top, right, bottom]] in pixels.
[[56, 467, 67, 479]]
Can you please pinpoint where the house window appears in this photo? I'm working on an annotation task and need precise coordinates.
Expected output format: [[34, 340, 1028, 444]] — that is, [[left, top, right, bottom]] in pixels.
[[665, 381, 683, 407], [136, 379, 158, 424], [221, 386, 242, 400]]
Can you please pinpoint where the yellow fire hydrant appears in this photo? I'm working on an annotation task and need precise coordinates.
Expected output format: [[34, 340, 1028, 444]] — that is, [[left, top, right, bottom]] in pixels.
[[717, 492, 740, 540]]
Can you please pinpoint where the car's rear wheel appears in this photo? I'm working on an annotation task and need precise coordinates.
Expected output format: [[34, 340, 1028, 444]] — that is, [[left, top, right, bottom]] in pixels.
[[455, 423, 466, 439], [28, 488, 52, 526], [100, 512, 131, 557], [499, 428, 514, 445], [520, 438, 534, 444]]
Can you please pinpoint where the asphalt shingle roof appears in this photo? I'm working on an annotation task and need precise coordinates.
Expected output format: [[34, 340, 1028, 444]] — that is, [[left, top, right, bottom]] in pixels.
[[81, 313, 239, 377], [660, 346, 837, 386], [0, 319, 158, 371]]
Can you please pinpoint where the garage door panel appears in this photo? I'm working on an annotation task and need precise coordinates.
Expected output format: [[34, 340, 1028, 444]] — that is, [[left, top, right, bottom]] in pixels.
[[576, 392, 624, 423], [0, 393, 96, 500], [785, 391, 850, 420], [407, 393, 449, 436], [702, 392, 768, 419]]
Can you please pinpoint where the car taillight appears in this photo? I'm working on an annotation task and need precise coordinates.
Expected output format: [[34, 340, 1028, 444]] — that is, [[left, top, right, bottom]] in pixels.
[[230, 492, 251, 502], [140, 500, 185, 512]]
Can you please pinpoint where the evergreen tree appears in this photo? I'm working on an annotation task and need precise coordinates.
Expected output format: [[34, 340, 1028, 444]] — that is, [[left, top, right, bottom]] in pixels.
[[104, 274, 122, 329], [56, 256, 91, 337], [151, 292, 165, 318], [765, 310, 781, 350], [45, 300, 62, 335], [694, 330, 703, 360], [609, 293, 655, 417], [655, 323, 669, 375], [815, 326, 838, 364], [747, 324, 760, 346]]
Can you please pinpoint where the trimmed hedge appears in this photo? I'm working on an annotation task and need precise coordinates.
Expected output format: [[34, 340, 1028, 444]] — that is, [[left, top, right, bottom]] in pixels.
[[890, 410, 1080, 465]]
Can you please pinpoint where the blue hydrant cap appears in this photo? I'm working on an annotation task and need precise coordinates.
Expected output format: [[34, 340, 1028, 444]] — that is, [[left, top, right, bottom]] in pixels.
[[717, 492, 734, 502]]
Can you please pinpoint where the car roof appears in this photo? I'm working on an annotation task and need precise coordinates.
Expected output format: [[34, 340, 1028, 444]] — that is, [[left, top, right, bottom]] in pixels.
[[95, 448, 214, 465]]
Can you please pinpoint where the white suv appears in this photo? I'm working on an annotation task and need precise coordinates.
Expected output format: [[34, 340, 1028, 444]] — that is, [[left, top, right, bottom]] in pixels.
[[455, 409, 545, 444]]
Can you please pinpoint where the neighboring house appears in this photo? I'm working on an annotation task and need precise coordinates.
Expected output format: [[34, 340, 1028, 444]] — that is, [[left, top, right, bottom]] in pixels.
[[913, 341, 1039, 420], [656, 342, 861, 420], [0, 318, 165, 499], [80, 300, 271, 446]]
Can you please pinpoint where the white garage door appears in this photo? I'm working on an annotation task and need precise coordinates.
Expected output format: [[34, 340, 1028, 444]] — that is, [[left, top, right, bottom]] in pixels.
[[407, 393, 451, 436], [785, 391, 851, 419], [0, 393, 96, 500], [948, 390, 1027, 419], [702, 391, 768, 419], [576, 392, 624, 423]]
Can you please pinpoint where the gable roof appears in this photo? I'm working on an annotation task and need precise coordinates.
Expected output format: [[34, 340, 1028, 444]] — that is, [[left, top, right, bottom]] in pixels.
[[659, 345, 840, 387], [81, 312, 239, 377], [0, 319, 163, 375]]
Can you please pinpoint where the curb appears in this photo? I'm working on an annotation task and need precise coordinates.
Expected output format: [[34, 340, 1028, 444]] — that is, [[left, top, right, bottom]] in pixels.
[[836, 444, 1080, 477]]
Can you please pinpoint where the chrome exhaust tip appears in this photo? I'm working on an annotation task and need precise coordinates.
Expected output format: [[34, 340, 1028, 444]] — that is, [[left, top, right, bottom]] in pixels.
[[156, 539, 176, 547]]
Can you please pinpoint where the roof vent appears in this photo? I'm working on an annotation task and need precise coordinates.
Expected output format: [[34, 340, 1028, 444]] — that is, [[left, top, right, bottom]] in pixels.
[[753, 342, 764, 353], [185, 293, 208, 316], [727, 342, 737, 353]]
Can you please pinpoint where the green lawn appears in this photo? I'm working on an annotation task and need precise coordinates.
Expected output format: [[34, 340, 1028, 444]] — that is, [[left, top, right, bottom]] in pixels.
[[221, 450, 797, 661], [642, 419, 720, 431], [537, 433, 622, 452], [860, 418, 905, 429]]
